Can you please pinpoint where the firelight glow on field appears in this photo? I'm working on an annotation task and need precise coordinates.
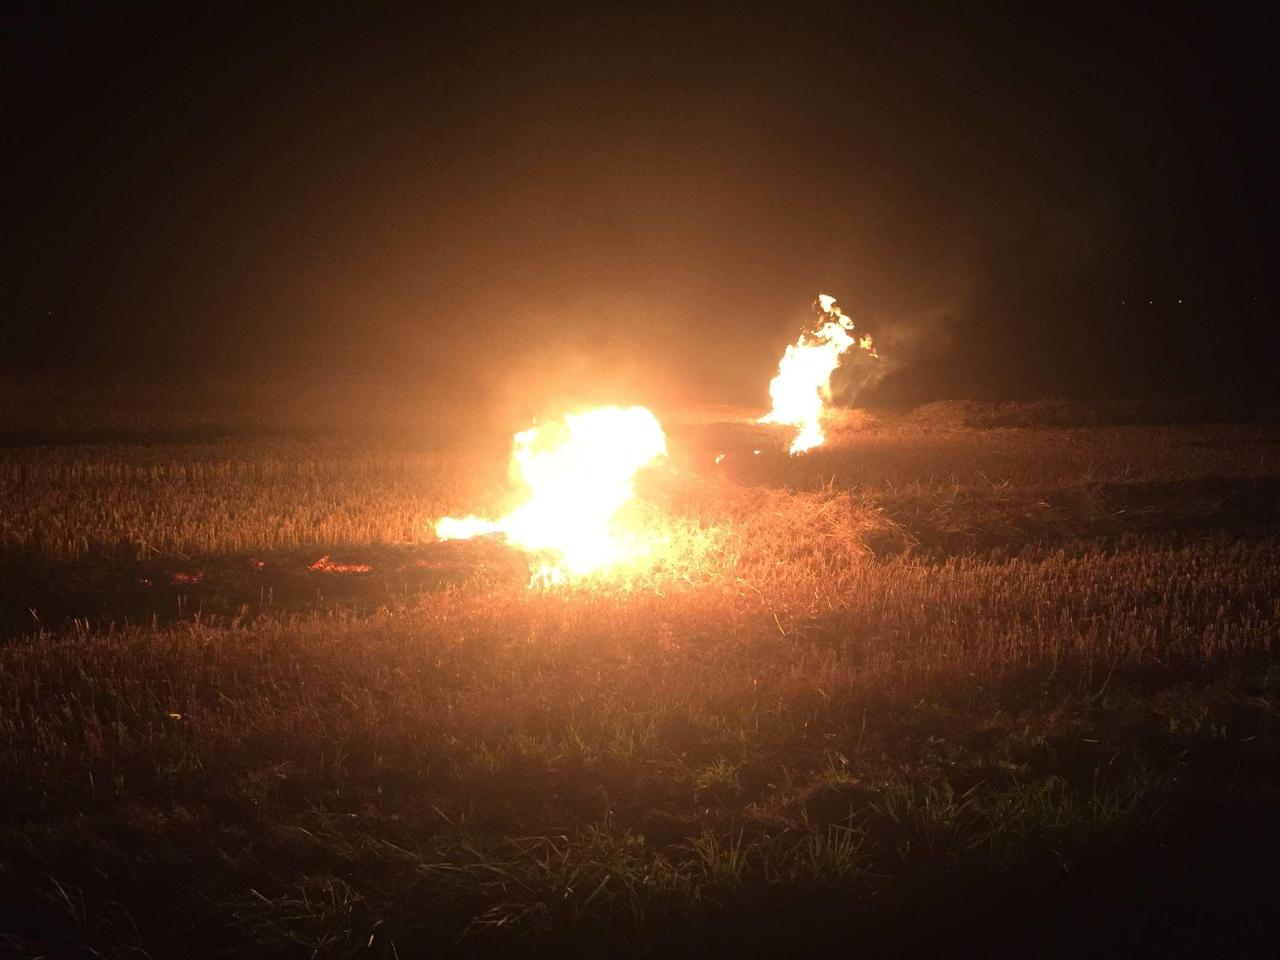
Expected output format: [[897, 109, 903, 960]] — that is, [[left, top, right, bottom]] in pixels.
[[759, 294, 876, 453], [435, 406, 667, 579]]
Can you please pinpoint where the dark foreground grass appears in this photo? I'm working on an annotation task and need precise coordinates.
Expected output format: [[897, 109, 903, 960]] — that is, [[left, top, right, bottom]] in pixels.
[[2, 420, 1279, 957]]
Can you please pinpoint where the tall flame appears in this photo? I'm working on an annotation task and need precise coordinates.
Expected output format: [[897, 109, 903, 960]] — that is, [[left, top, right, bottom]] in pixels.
[[436, 406, 667, 580], [759, 293, 875, 454]]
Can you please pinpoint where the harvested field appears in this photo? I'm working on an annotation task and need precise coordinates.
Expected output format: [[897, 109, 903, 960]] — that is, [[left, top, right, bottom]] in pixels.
[[2, 417, 1278, 957]]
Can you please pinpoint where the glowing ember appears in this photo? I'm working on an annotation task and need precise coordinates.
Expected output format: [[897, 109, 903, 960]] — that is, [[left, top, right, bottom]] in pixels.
[[309, 556, 373, 574], [436, 406, 667, 580], [759, 293, 876, 454]]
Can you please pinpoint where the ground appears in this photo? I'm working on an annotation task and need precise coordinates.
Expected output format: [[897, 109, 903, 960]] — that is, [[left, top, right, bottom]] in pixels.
[[1, 406, 1278, 958]]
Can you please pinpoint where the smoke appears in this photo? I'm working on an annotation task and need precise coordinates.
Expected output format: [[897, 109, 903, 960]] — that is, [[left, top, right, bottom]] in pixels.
[[825, 236, 981, 410], [833, 299, 966, 408]]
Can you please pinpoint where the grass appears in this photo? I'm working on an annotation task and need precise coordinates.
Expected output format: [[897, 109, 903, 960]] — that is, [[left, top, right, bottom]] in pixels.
[[1, 413, 1279, 957]]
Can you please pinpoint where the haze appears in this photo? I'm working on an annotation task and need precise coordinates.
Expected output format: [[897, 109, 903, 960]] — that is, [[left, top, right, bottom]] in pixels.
[[3, 5, 1275, 415]]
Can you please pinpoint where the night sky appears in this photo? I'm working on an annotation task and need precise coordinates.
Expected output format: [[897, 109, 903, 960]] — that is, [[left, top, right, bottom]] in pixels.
[[2, 3, 1275, 409]]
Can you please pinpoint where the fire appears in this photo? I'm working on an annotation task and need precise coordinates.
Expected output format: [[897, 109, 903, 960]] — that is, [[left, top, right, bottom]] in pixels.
[[436, 406, 668, 580], [759, 293, 876, 453]]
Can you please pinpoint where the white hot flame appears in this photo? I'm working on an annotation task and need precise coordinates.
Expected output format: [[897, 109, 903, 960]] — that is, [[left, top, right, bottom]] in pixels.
[[436, 406, 667, 580], [758, 293, 875, 453]]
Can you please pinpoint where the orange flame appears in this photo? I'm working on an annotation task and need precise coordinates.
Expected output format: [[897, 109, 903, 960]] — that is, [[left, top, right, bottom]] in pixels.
[[759, 293, 875, 454], [436, 406, 667, 581]]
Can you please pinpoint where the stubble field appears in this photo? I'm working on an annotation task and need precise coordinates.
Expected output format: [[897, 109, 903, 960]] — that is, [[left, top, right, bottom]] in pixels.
[[2, 411, 1278, 957]]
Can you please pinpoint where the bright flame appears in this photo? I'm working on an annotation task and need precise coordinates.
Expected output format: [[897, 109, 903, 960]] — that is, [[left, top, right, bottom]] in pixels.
[[435, 406, 667, 579], [758, 293, 876, 453]]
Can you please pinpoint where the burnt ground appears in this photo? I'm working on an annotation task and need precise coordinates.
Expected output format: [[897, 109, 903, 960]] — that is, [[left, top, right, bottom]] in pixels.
[[0, 541, 527, 640]]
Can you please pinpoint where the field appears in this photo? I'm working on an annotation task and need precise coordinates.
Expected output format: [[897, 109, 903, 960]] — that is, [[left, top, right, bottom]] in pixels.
[[2, 409, 1279, 957]]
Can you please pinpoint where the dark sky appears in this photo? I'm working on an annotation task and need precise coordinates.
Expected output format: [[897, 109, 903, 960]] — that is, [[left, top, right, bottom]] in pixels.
[[2, 2, 1276, 408]]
